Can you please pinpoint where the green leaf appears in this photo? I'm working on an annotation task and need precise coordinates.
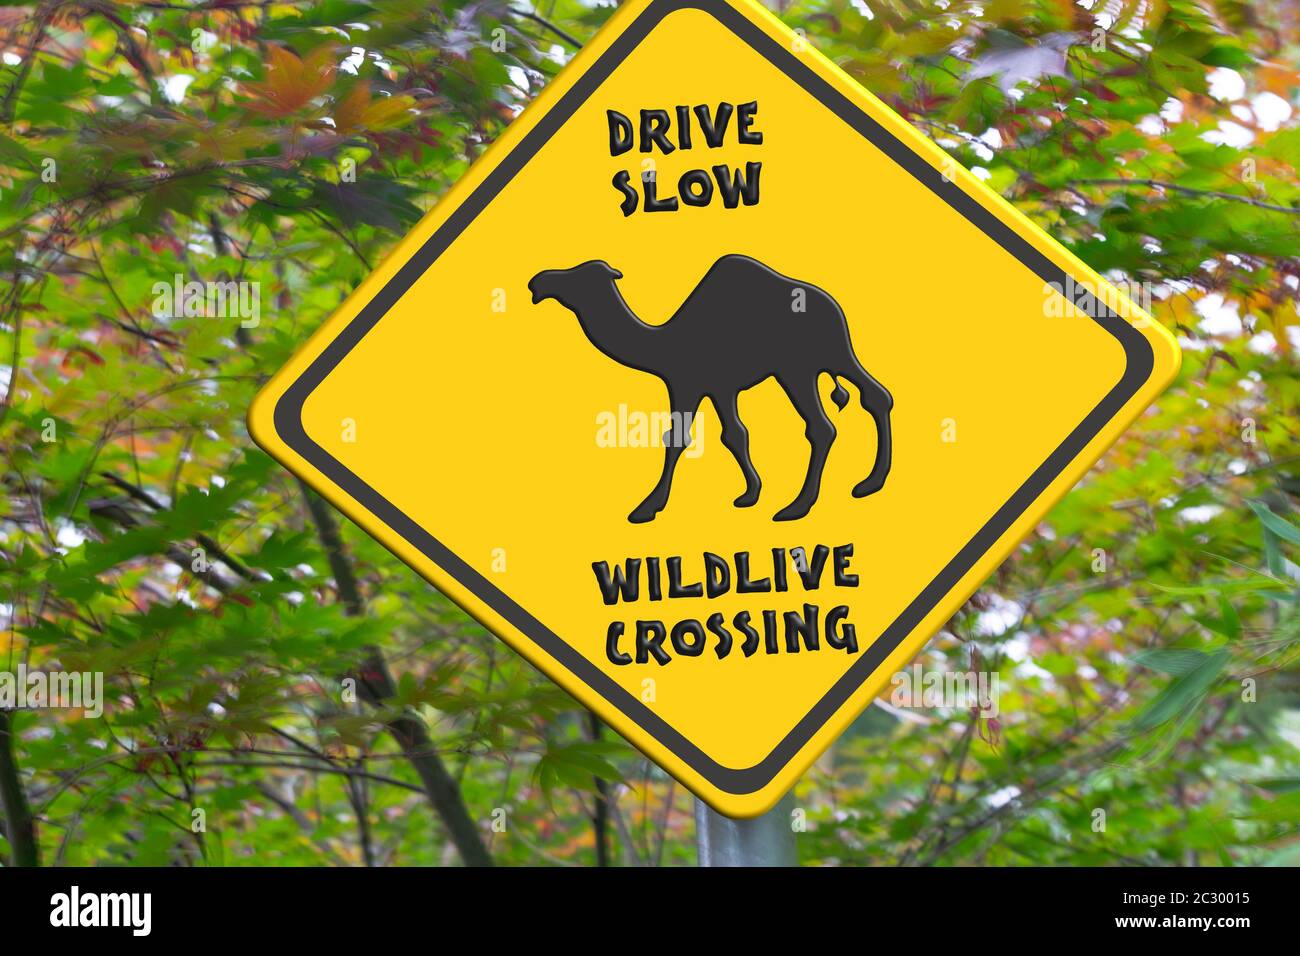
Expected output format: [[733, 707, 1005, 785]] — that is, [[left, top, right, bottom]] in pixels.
[[1200, 45, 1255, 69], [534, 741, 623, 799], [1131, 648, 1215, 676], [1217, 596, 1241, 639], [1130, 649, 1230, 732], [1248, 500, 1300, 546], [1261, 527, 1285, 577], [310, 179, 424, 233]]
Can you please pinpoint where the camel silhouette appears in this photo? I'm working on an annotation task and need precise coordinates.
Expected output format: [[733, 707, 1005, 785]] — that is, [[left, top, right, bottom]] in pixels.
[[528, 254, 893, 522]]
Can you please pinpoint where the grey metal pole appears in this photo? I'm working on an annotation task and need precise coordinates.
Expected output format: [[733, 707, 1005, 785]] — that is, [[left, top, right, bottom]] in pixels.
[[695, 793, 797, 866]]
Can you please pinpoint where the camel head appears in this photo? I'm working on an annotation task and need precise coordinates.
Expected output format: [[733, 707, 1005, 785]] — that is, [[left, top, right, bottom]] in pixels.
[[528, 261, 623, 308]]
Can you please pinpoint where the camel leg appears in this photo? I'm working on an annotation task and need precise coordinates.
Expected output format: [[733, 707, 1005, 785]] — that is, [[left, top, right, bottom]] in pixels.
[[716, 392, 761, 508], [774, 377, 835, 522], [629, 393, 701, 523], [844, 365, 893, 498]]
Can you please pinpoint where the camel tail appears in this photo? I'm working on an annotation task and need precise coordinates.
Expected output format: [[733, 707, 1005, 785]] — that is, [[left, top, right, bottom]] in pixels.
[[830, 376, 850, 411]]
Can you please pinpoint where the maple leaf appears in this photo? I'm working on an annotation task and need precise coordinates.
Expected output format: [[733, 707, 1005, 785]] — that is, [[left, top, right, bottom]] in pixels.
[[1267, 299, 1298, 355], [181, 121, 276, 163], [330, 81, 416, 135], [242, 44, 337, 117]]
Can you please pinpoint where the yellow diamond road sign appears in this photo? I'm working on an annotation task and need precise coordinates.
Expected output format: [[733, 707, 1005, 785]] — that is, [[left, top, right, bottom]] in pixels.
[[250, 0, 1181, 817]]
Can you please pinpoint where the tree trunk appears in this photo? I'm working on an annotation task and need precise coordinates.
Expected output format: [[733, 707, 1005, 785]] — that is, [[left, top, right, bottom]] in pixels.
[[0, 710, 39, 866], [299, 483, 493, 867]]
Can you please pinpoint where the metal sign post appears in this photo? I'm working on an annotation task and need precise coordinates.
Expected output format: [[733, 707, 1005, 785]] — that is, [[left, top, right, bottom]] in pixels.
[[695, 795, 797, 867]]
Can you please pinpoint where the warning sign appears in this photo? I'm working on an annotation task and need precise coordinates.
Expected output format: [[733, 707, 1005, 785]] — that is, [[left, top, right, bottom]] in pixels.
[[250, 0, 1180, 817]]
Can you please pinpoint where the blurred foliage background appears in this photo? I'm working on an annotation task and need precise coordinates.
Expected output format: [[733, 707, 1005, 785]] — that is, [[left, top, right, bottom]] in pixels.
[[0, 0, 1298, 867]]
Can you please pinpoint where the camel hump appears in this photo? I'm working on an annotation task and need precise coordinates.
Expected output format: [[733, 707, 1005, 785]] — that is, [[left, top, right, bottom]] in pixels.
[[669, 254, 833, 320], [711, 255, 837, 302], [706, 254, 788, 287]]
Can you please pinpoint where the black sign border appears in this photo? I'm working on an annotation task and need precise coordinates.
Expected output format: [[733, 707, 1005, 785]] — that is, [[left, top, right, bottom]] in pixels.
[[270, 0, 1153, 796]]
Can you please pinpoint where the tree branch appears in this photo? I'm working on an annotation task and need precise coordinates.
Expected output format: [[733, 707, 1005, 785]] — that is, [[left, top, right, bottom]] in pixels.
[[509, 7, 584, 48], [297, 481, 493, 867], [1069, 178, 1300, 215], [586, 710, 610, 867], [0, 6, 51, 126], [98, 472, 256, 581]]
